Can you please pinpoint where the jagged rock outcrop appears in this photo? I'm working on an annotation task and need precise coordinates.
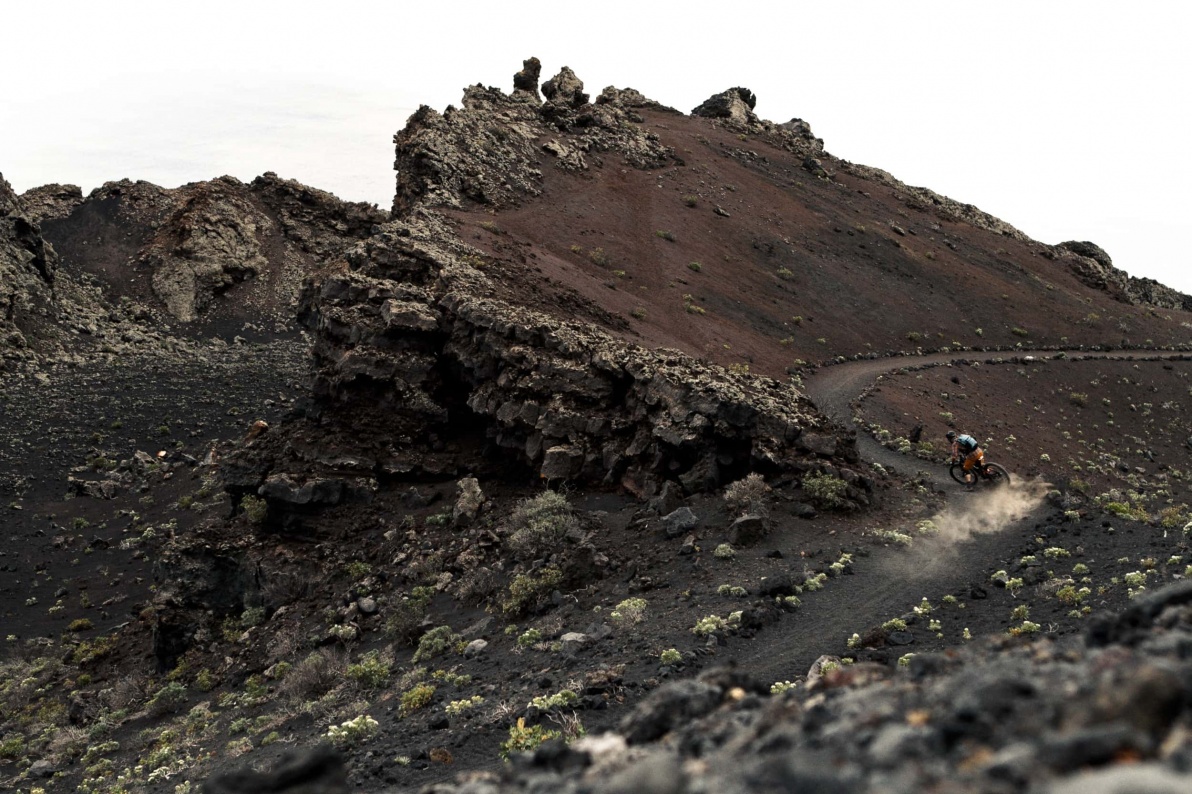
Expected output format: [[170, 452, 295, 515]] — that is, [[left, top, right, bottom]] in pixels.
[[692, 87, 758, 122], [0, 172, 60, 362], [391, 65, 676, 214], [218, 61, 873, 518], [1056, 240, 1192, 311], [18, 182, 84, 224], [512, 56, 543, 98], [223, 208, 862, 511], [40, 174, 387, 324]]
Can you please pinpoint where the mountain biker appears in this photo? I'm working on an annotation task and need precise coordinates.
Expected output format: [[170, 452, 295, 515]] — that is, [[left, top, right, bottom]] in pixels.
[[946, 430, 984, 490]]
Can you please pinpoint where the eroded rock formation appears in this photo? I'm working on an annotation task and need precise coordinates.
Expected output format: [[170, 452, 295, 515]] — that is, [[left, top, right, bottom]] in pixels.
[[227, 63, 867, 520]]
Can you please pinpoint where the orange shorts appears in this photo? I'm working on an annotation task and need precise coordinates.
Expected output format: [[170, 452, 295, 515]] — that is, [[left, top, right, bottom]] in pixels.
[[962, 449, 985, 471]]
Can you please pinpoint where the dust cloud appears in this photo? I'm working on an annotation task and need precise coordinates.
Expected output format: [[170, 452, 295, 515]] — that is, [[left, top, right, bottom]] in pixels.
[[896, 478, 1052, 577]]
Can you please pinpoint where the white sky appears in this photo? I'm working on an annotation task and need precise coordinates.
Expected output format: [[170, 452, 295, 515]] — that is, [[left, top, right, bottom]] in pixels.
[[3, 1, 1189, 294]]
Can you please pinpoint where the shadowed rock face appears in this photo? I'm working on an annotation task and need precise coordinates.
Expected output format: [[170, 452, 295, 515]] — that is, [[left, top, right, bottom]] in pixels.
[[1057, 240, 1192, 311]]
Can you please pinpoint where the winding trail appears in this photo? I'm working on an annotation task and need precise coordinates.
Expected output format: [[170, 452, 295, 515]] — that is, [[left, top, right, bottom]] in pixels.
[[736, 348, 1192, 681]]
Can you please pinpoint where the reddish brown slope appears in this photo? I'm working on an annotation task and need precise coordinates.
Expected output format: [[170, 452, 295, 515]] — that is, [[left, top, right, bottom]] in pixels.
[[448, 104, 1191, 378]]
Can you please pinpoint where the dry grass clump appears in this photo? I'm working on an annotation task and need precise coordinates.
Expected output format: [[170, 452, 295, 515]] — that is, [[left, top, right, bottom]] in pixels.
[[279, 649, 348, 703]]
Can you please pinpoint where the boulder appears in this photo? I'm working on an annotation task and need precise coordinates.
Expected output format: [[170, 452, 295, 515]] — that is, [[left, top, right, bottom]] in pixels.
[[452, 476, 483, 525], [661, 507, 700, 538], [728, 514, 766, 546], [691, 88, 757, 122]]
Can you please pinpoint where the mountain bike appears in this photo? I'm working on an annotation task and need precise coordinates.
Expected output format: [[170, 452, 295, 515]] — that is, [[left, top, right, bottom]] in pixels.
[[949, 459, 1011, 488]]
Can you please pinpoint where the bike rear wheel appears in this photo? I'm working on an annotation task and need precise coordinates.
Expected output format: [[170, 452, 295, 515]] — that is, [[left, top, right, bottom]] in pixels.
[[983, 462, 1011, 487]]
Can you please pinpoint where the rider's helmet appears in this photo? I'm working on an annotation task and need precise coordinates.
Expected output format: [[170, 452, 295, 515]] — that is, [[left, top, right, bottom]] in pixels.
[[945, 431, 957, 441]]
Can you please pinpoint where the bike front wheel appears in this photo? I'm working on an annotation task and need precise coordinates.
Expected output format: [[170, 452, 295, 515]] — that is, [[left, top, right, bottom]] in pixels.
[[949, 463, 968, 485]]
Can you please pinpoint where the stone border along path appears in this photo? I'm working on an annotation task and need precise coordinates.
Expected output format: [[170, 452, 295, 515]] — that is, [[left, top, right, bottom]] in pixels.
[[732, 349, 1192, 685]]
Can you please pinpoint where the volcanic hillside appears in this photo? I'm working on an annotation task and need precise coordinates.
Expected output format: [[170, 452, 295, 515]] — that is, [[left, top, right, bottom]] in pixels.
[[2, 58, 1192, 794]]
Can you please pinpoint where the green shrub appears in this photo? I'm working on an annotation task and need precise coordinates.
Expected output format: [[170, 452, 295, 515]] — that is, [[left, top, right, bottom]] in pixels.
[[659, 648, 682, 665], [655, 230, 677, 242], [445, 695, 484, 716], [68, 618, 94, 632], [717, 585, 748, 597], [802, 473, 850, 510], [146, 682, 188, 716], [500, 718, 561, 760], [506, 492, 578, 560], [502, 567, 564, 615], [400, 683, 436, 716], [882, 618, 907, 632], [413, 626, 461, 663], [692, 615, 727, 636], [588, 247, 610, 265], [528, 689, 577, 711], [516, 628, 543, 649], [385, 589, 432, 643], [713, 544, 736, 560], [1011, 327, 1029, 337], [609, 598, 648, 627], [347, 650, 391, 689], [240, 495, 267, 524], [687, 261, 702, 272], [682, 195, 698, 207], [326, 714, 379, 748]]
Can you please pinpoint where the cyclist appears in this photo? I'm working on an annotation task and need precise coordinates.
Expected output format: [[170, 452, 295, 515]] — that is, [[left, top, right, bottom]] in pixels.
[[946, 430, 984, 490]]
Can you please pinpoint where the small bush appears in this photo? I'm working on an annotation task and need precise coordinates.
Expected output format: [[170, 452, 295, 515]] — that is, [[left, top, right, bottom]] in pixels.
[[68, 618, 94, 632], [516, 628, 543, 648], [630, 307, 647, 320], [717, 585, 748, 597], [506, 492, 578, 560], [802, 474, 850, 510], [445, 695, 484, 716], [655, 230, 677, 242], [400, 683, 436, 716], [1011, 327, 1029, 337], [280, 649, 345, 702], [503, 567, 564, 616], [692, 615, 727, 636], [1069, 392, 1088, 407], [146, 682, 188, 716], [529, 689, 577, 711], [347, 650, 391, 689], [500, 717, 561, 760], [659, 648, 682, 665], [413, 626, 461, 663], [240, 495, 267, 524], [385, 590, 432, 643], [713, 543, 736, 560], [882, 618, 907, 632], [326, 715, 379, 748], [682, 194, 698, 207], [724, 472, 770, 517], [687, 261, 702, 272], [609, 598, 648, 628]]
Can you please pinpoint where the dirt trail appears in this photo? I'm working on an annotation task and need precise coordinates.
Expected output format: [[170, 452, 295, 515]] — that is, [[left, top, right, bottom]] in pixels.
[[734, 348, 1190, 681]]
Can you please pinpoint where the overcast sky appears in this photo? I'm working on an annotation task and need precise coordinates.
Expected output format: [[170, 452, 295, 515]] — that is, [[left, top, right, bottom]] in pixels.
[[4, 1, 1189, 294]]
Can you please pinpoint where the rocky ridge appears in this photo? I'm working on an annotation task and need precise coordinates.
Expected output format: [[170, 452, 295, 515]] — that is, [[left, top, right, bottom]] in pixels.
[[38, 172, 387, 326]]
